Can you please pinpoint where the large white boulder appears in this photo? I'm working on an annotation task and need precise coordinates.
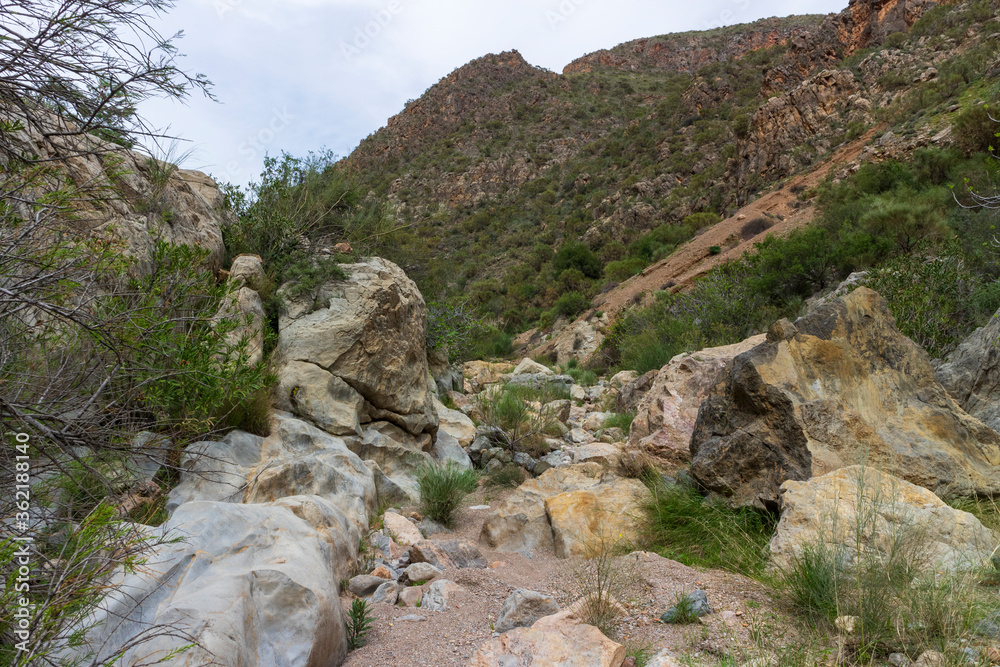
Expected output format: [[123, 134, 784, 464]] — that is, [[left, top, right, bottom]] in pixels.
[[276, 257, 437, 437]]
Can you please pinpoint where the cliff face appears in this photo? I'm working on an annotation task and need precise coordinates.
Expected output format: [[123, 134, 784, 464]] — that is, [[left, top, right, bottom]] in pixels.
[[338, 0, 987, 330]]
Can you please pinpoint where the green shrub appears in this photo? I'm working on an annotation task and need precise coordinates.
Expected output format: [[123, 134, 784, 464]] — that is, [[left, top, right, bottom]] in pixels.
[[554, 241, 602, 279], [346, 598, 375, 650], [485, 464, 526, 488], [708, 245, 722, 255], [952, 105, 999, 155], [604, 257, 646, 282], [416, 462, 480, 526], [553, 291, 590, 318]]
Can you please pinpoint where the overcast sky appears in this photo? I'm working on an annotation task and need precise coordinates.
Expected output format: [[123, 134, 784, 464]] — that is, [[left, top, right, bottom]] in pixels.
[[140, 0, 846, 186]]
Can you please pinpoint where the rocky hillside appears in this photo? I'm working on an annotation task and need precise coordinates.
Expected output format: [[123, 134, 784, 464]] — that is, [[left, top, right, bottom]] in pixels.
[[339, 0, 996, 337]]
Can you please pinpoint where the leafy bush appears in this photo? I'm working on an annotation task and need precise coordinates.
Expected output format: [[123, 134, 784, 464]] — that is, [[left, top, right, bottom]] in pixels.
[[426, 301, 485, 362], [554, 241, 602, 279], [416, 462, 480, 526], [553, 291, 590, 318], [604, 257, 646, 282], [346, 598, 375, 650], [952, 105, 999, 155]]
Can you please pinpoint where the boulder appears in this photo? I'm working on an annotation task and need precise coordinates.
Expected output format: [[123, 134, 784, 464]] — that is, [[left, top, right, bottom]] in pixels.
[[770, 466, 998, 573], [507, 373, 574, 392], [409, 539, 487, 569], [469, 608, 625, 667], [545, 479, 650, 558], [690, 289, 1000, 510], [275, 360, 365, 436], [463, 361, 515, 391], [349, 421, 435, 501], [383, 512, 424, 548], [615, 369, 658, 414], [400, 562, 443, 585], [364, 460, 411, 505], [420, 579, 463, 612], [480, 464, 649, 557], [68, 500, 355, 667], [570, 443, 621, 468], [428, 345, 464, 395], [935, 306, 1000, 433], [397, 585, 426, 607], [372, 581, 400, 604], [277, 257, 437, 437], [495, 589, 561, 633], [512, 358, 554, 376], [168, 414, 376, 532], [349, 575, 387, 597], [213, 286, 266, 366], [629, 335, 765, 465], [434, 396, 477, 447], [229, 254, 266, 292], [432, 429, 474, 469]]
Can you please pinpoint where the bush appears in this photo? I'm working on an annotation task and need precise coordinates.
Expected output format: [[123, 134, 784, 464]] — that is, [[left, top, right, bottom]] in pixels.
[[554, 240, 602, 279], [604, 411, 636, 431], [416, 462, 480, 526], [553, 291, 590, 318], [604, 257, 646, 282], [952, 105, 999, 155], [571, 533, 642, 636], [485, 464, 526, 488]]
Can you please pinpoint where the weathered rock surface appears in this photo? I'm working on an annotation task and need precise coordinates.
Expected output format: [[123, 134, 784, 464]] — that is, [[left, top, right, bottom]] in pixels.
[[168, 413, 377, 532], [690, 288, 1000, 509], [383, 512, 424, 547], [275, 360, 365, 436], [432, 429, 474, 469], [277, 257, 437, 437], [512, 358, 554, 376], [615, 369, 658, 413], [495, 589, 561, 633], [409, 539, 488, 570], [463, 361, 515, 391], [213, 285, 266, 366], [400, 562, 444, 585], [70, 500, 356, 667], [629, 335, 765, 465], [935, 307, 1000, 434], [434, 396, 478, 447], [770, 466, 999, 573], [469, 608, 625, 667], [480, 463, 649, 557], [349, 421, 435, 501], [420, 579, 463, 612]]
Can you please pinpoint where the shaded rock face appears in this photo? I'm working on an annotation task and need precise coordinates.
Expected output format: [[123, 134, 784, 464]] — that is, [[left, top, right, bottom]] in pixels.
[[935, 307, 1000, 434], [629, 335, 766, 466], [277, 257, 437, 437], [690, 288, 1000, 510], [770, 466, 999, 573]]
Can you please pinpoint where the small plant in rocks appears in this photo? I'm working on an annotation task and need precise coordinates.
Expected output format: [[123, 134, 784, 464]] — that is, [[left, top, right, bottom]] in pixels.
[[346, 598, 374, 650]]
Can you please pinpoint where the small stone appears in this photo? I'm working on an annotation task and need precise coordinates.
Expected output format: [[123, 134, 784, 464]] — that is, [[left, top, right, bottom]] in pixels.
[[887, 654, 911, 667], [410, 539, 487, 569], [418, 518, 450, 537], [370, 566, 394, 579], [421, 579, 463, 612], [835, 615, 858, 635], [914, 651, 946, 667], [397, 586, 425, 607], [398, 614, 427, 622], [469, 505, 491, 511]]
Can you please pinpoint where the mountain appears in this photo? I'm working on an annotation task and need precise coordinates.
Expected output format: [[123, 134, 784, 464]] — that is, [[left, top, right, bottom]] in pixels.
[[338, 0, 995, 343]]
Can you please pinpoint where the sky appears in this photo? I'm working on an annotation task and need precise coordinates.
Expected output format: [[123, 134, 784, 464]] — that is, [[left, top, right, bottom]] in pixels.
[[140, 0, 846, 187]]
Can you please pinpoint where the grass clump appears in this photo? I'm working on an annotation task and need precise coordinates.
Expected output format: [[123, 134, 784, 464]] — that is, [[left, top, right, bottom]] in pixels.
[[416, 462, 479, 526], [640, 478, 776, 577], [477, 383, 562, 454], [604, 411, 636, 431]]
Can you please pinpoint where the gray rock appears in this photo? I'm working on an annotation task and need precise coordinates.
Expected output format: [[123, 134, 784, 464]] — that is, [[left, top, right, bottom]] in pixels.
[[974, 611, 1000, 639], [420, 579, 460, 612], [364, 460, 412, 505], [418, 518, 450, 538], [495, 589, 561, 633], [409, 539, 488, 569], [371, 581, 400, 605], [399, 562, 442, 585], [432, 429, 473, 469], [349, 575, 387, 598], [888, 653, 912, 667], [660, 590, 712, 623], [513, 452, 538, 471], [936, 305, 1000, 433], [506, 373, 574, 391]]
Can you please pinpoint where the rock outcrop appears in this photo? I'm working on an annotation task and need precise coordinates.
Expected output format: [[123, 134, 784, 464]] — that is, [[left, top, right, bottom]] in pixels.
[[770, 466, 999, 573], [628, 335, 766, 465], [935, 307, 1000, 434], [276, 257, 437, 437], [690, 288, 1000, 510], [480, 463, 650, 557]]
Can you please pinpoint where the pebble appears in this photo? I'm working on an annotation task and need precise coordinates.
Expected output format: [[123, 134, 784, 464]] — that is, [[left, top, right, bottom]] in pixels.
[[398, 615, 427, 622]]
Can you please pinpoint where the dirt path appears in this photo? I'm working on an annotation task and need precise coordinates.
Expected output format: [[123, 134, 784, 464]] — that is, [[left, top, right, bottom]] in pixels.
[[341, 485, 803, 667], [593, 129, 881, 317]]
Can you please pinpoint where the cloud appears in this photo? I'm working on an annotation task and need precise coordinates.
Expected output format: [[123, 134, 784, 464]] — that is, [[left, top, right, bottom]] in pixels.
[[139, 0, 845, 185]]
